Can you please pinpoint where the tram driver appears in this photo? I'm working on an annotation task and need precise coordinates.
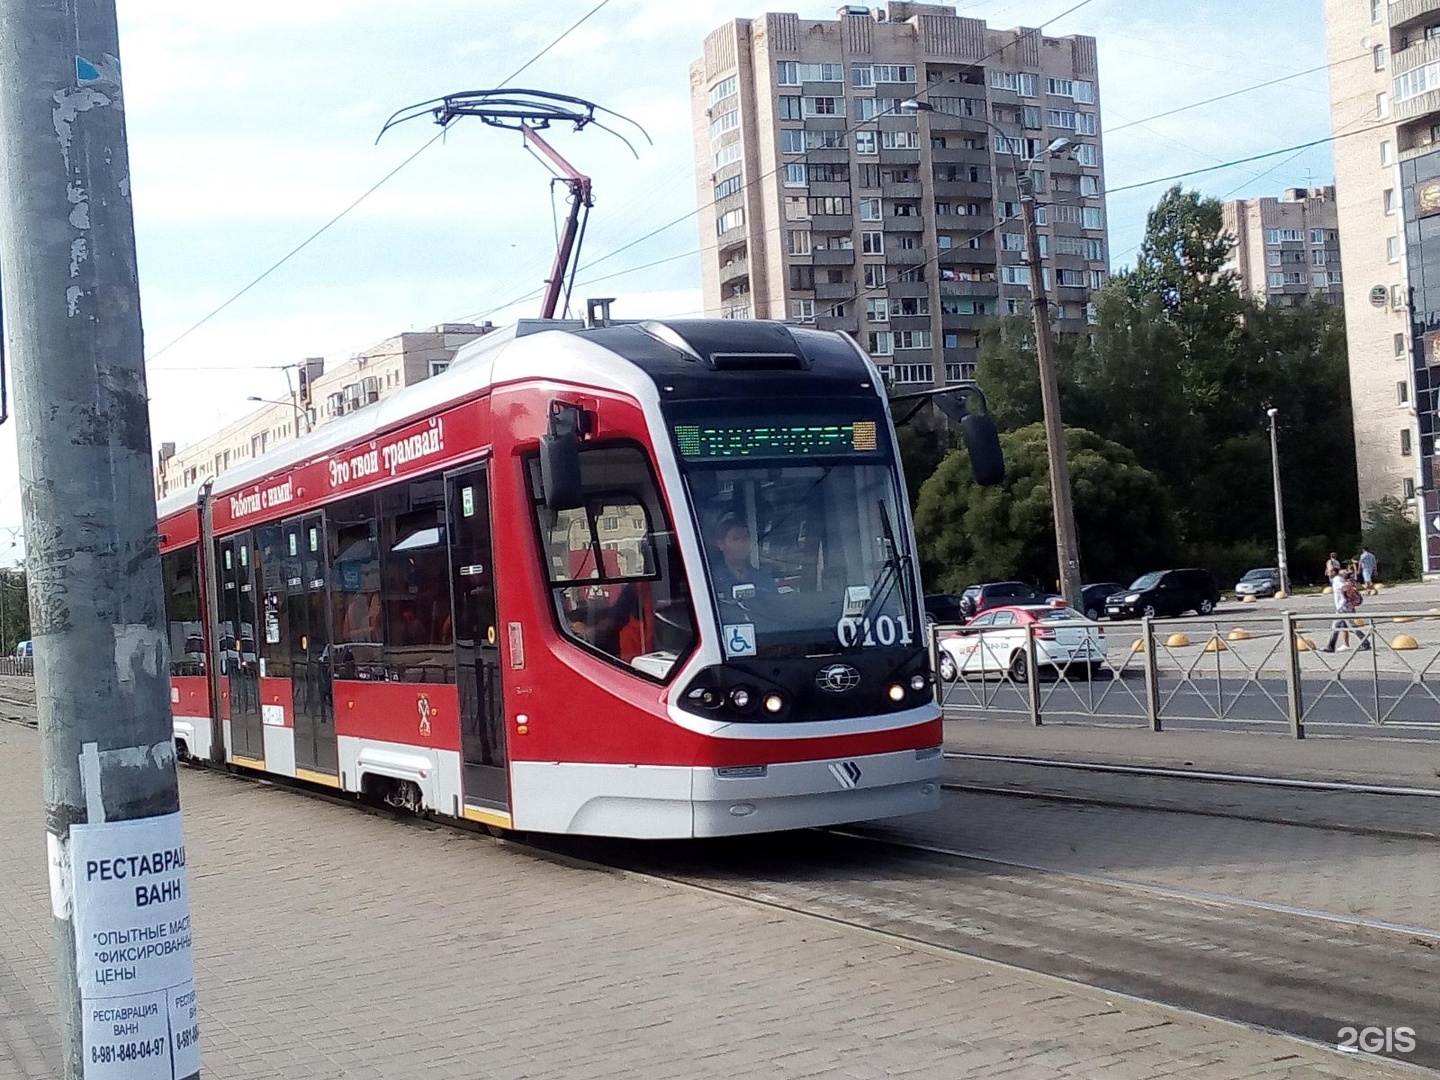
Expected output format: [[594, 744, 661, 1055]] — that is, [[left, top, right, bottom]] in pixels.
[[709, 515, 777, 605]]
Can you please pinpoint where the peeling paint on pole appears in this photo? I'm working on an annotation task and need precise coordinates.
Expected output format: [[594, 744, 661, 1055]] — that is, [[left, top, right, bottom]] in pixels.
[[0, 1, 200, 1076]]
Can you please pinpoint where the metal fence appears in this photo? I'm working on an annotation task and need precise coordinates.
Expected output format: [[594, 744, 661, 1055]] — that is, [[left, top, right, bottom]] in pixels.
[[930, 608, 1440, 738], [0, 657, 33, 677]]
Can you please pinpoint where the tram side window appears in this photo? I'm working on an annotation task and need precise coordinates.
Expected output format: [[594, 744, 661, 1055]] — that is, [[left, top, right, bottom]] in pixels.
[[377, 476, 453, 682], [327, 494, 384, 680], [161, 547, 204, 676], [528, 445, 696, 680], [254, 524, 291, 676]]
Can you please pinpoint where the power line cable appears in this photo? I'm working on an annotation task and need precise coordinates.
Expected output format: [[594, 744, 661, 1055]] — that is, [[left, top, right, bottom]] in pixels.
[[144, 0, 618, 369]]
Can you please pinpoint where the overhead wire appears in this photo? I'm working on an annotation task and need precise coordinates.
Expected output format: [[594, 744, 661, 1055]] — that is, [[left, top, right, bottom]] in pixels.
[[144, 0, 618, 370]]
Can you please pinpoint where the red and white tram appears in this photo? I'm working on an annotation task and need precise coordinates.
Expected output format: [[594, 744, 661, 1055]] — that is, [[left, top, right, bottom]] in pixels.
[[158, 318, 966, 838]]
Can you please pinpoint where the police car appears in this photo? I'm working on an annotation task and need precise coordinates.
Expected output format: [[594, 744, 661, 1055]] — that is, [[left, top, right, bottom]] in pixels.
[[936, 603, 1107, 682]]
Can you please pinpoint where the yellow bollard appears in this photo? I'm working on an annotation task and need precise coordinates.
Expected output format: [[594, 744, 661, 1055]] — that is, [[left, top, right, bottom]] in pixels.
[[1274, 590, 1288, 599], [1240, 595, 1256, 604], [1393, 634, 1420, 651], [1130, 638, 1146, 653], [1227, 628, 1251, 641], [1352, 618, 1366, 628], [1165, 633, 1191, 648], [1394, 616, 1415, 624], [1295, 636, 1315, 652], [1204, 636, 1227, 652]]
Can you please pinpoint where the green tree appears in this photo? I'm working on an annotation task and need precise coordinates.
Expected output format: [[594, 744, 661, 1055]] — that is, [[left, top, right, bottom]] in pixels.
[[1362, 496, 1423, 582], [914, 424, 1176, 592], [0, 568, 29, 655]]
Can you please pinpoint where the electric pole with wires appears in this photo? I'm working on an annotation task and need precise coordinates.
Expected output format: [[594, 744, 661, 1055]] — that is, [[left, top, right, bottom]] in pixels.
[[0, 2, 200, 1077]]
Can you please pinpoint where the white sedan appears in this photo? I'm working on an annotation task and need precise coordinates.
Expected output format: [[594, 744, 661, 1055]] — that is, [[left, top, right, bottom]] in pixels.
[[937, 604, 1107, 682]]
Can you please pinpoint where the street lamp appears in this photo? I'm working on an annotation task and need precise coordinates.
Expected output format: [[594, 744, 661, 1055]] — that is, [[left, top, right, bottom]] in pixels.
[[246, 395, 312, 436], [1266, 407, 1290, 596], [902, 100, 1084, 609]]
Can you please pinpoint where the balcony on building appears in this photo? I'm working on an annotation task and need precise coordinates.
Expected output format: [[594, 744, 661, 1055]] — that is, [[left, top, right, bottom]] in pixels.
[[812, 246, 856, 266], [809, 214, 853, 233], [815, 281, 856, 300], [815, 313, 857, 333], [884, 214, 925, 232], [940, 244, 996, 266], [718, 254, 749, 286], [1391, 0, 1440, 39], [878, 147, 921, 166], [881, 180, 924, 200], [934, 178, 993, 201], [1392, 32, 1440, 123]]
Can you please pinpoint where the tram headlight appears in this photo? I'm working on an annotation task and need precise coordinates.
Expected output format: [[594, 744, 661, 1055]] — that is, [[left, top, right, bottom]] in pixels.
[[763, 693, 785, 714], [730, 688, 752, 709], [887, 683, 906, 703], [909, 674, 928, 692]]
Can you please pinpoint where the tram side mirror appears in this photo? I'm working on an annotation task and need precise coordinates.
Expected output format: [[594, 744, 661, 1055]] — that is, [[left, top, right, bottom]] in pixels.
[[961, 411, 1005, 487], [541, 404, 585, 511]]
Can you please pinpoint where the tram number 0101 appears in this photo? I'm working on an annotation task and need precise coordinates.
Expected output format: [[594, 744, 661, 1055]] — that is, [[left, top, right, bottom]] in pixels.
[[836, 614, 914, 648]]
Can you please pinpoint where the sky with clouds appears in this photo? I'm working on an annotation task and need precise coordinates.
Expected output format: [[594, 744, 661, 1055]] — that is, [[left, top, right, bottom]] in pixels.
[[0, 0, 1340, 555]]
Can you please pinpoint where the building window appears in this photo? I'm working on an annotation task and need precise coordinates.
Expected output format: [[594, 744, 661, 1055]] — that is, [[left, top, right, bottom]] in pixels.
[[802, 96, 844, 118], [937, 234, 953, 250], [855, 130, 877, 155], [1398, 381, 1410, 404], [868, 331, 893, 356], [863, 263, 886, 288], [1082, 206, 1102, 229], [1312, 272, 1329, 288], [1403, 478, 1416, 499], [778, 96, 802, 120], [790, 299, 815, 323], [859, 198, 882, 221], [861, 231, 884, 254], [1388, 236, 1401, 262], [895, 296, 928, 316], [1392, 283, 1406, 309], [1381, 140, 1394, 166], [1268, 250, 1282, 267], [1395, 332, 1407, 357], [891, 363, 934, 384], [714, 174, 744, 201], [1329, 270, 1343, 285], [1001, 265, 1031, 285], [1374, 44, 1387, 71], [1079, 174, 1099, 196], [1371, 0, 1380, 21], [780, 129, 804, 154], [784, 196, 810, 221], [1400, 428, 1413, 455], [1268, 272, 1285, 289], [865, 298, 889, 323], [851, 64, 874, 88], [1001, 232, 1024, 251], [716, 208, 744, 235], [788, 265, 814, 290], [1076, 144, 1097, 166], [784, 163, 807, 187], [785, 229, 812, 256]]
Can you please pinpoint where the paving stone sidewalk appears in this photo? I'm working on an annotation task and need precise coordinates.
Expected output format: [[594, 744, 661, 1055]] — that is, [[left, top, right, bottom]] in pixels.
[[0, 723, 1422, 1079]]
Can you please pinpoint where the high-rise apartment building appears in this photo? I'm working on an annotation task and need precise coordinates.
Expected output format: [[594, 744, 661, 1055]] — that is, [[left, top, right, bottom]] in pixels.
[[1324, 0, 1439, 576], [689, 2, 1108, 388], [1222, 187, 1345, 307]]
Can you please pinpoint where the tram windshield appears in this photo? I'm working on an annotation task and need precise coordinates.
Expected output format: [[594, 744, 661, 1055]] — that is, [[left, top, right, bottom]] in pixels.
[[673, 409, 919, 660]]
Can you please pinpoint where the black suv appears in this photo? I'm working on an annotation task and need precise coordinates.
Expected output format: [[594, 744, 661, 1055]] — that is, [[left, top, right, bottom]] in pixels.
[[1104, 569, 1220, 620], [958, 581, 1046, 621], [923, 594, 966, 626]]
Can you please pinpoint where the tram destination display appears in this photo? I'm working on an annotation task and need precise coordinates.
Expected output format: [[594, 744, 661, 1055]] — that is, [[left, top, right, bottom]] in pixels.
[[673, 420, 880, 461]]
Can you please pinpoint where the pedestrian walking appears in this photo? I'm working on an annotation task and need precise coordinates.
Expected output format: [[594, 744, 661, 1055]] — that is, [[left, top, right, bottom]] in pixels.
[[1322, 568, 1371, 653], [1359, 546, 1379, 596], [1324, 551, 1342, 581]]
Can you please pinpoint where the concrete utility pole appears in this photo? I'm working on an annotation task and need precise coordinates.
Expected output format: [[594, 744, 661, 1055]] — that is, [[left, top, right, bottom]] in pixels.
[[1267, 408, 1291, 596], [0, 3, 200, 1078], [1017, 172, 1083, 610]]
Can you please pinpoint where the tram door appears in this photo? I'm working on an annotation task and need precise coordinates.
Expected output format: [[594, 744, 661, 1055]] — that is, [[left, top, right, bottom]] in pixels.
[[448, 465, 508, 810], [217, 534, 263, 762], [285, 514, 337, 776]]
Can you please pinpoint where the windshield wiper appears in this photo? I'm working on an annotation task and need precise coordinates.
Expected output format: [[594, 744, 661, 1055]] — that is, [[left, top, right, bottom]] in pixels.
[[845, 499, 910, 651]]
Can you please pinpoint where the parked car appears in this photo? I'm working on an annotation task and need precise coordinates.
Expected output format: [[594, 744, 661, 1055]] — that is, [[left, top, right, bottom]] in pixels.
[[1104, 569, 1220, 620], [1234, 567, 1281, 599], [1080, 582, 1125, 622], [957, 581, 1046, 621], [923, 593, 967, 626], [937, 605, 1106, 682], [12, 640, 31, 659]]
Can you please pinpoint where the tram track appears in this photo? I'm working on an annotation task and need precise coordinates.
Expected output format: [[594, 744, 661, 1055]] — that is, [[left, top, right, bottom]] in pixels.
[[941, 751, 1440, 844], [7, 708, 1438, 1073]]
